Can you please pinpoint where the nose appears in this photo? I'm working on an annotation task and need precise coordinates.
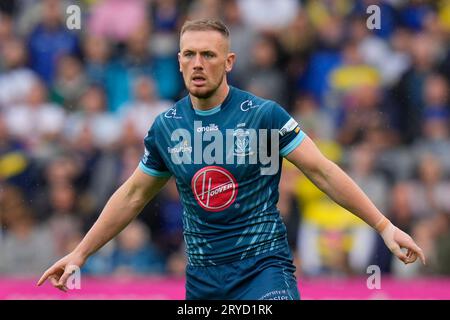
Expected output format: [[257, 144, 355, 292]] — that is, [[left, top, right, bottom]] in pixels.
[[193, 53, 203, 70]]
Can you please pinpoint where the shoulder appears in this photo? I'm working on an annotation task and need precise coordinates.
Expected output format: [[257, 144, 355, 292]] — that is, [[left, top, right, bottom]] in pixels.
[[153, 96, 189, 128], [234, 88, 296, 129], [232, 87, 278, 114]]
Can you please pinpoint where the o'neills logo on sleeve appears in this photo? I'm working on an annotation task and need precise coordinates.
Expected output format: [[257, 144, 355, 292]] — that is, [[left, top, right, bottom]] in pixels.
[[191, 166, 238, 212]]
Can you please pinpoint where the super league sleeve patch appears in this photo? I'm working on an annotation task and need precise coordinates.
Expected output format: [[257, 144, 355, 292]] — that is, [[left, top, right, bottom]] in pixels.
[[279, 118, 299, 136]]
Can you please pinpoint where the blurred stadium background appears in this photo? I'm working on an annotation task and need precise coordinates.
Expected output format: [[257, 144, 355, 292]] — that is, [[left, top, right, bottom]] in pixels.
[[1, 0, 450, 299]]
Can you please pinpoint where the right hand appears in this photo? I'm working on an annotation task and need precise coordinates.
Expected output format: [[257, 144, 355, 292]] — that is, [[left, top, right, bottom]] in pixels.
[[379, 221, 426, 266], [37, 252, 86, 292]]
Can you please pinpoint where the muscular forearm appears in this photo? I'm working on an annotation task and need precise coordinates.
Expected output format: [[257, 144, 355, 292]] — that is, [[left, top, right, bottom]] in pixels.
[[304, 159, 384, 230], [37, 169, 170, 289], [286, 137, 425, 265], [73, 173, 166, 261], [73, 183, 148, 260]]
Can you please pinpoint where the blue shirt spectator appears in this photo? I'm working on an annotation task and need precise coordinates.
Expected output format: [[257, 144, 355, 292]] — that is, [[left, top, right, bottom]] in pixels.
[[28, 23, 79, 84]]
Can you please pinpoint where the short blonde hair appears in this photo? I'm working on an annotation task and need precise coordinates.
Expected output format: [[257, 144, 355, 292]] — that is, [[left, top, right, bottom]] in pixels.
[[180, 19, 230, 39]]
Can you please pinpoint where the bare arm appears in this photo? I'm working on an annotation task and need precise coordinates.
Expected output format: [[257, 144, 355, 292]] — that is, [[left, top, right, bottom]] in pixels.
[[37, 167, 169, 290], [286, 136, 425, 265], [72, 168, 168, 259]]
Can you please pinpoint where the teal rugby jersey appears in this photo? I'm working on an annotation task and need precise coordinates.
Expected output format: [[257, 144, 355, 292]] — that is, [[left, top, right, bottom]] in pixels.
[[139, 86, 306, 266]]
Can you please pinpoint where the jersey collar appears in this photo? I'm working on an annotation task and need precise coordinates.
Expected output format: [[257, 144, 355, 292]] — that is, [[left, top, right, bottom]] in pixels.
[[189, 86, 234, 116]]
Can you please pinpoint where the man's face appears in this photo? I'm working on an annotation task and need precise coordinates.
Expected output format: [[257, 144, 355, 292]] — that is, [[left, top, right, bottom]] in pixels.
[[179, 30, 235, 99]]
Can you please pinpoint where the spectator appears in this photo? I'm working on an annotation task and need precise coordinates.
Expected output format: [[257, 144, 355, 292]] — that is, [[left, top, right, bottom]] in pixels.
[[222, 0, 257, 86], [0, 37, 38, 109], [0, 203, 56, 275], [88, 0, 148, 42], [151, 0, 182, 34], [187, 0, 221, 21], [27, 0, 79, 84], [434, 212, 450, 275], [400, 154, 450, 224], [237, 0, 300, 32], [393, 32, 443, 143], [411, 74, 450, 174], [112, 220, 166, 275], [0, 113, 33, 193], [348, 16, 411, 86], [4, 80, 66, 158], [291, 94, 335, 141], [107, 20, 181, 111], [50, 54, 88, 110], [295, 15, 344, 104], [65, 85, 121, 149], [118, 76, 172, 139], [82, 35, 112, 86], [421, 73, 450, 121], [0, 12, 14, 52], [242, 35, 288, 106], [46, 182, 84, 256], [335, 84, 397, 147], [65, 121, 117, 217]]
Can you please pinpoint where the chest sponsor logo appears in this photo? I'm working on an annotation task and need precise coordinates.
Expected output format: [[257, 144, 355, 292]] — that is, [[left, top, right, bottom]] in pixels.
[[164, 108, 182, 119], [196, 123, 219, 133], [240, 100, 260, 112], [169, 121, 280, 175], [167, 140, 192, 154], [191, 166, 238, 212]]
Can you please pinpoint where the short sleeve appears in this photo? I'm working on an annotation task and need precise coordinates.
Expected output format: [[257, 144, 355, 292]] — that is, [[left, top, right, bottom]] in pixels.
[[270, 103, 306, 157], [139, 118, 172, 178]]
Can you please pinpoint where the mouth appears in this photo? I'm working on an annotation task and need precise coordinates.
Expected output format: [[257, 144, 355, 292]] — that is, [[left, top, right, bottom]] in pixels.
[[191, 75, 207, 86]]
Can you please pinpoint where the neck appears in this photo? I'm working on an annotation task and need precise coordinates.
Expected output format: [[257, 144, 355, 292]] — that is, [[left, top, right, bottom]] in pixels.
[[191, 82, 230, 111]]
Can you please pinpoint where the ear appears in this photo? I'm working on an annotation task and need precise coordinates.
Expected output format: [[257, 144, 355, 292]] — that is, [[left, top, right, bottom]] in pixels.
[[225, 52, 236, 73], [178, 52, 182, 72]]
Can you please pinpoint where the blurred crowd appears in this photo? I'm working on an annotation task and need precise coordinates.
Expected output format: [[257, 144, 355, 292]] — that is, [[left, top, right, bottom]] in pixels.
[[0, 0, 449, 279]]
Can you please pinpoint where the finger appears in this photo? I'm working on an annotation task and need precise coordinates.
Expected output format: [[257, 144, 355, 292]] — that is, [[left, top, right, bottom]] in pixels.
[[50, 276, 68, 292], [405, 249, 416, 263], [58, 266, 76, 289], [50, 276, 60, 287], [407, 249, 413, 258], [414, 245, 426, 265], [37, 267, 58, 286], [404, 249, 417, 264], [403, 241, 426, 265], [391, 246, 408, 264], [58, 284, 68, 292]]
